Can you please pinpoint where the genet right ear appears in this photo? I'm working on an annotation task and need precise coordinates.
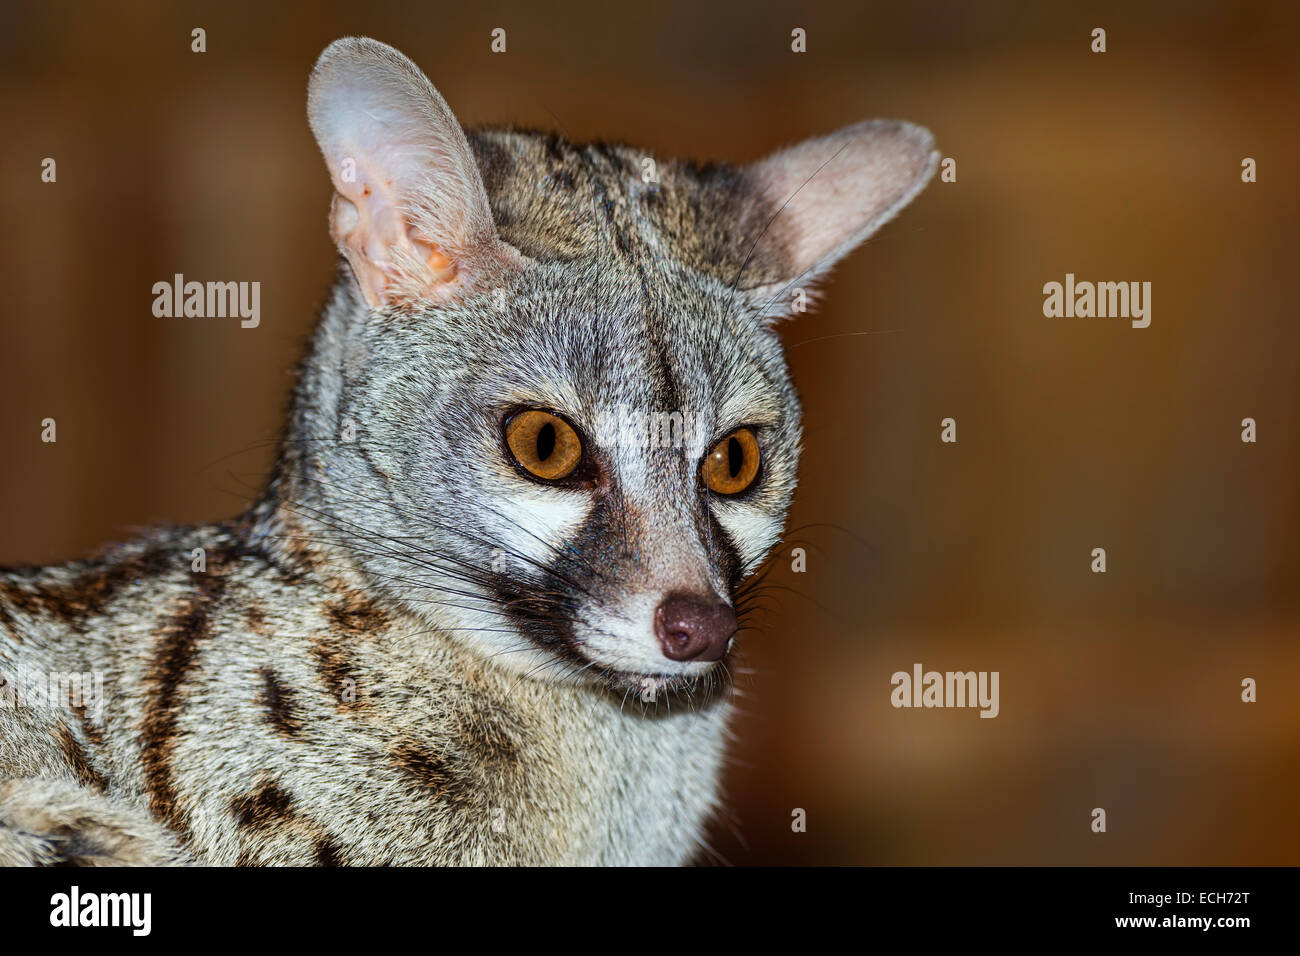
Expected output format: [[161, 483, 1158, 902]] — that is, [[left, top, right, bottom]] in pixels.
[[741, 119, 938, 318]]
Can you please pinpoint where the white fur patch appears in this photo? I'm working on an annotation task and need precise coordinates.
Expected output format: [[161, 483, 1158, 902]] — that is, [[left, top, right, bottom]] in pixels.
[[491, 484, 592, 568], [711, 500, 782, 573]]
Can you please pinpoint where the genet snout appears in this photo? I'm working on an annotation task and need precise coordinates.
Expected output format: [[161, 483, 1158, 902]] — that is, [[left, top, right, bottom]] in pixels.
[[654, 593, 736, 662]]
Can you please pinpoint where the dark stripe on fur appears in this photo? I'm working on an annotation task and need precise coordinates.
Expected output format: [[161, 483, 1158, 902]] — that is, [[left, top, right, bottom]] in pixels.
[[259, 667, 303, 736], [58, 723, 107, 792], [0, 546, 173, 635], [245, 603, 269, 635], [457, 700, 522, 771], [391, 740, 471, 808], [325, 594, 389, 637], [232, 780, 295, 830], [310, 636, 360, 709], [315, 836, 343, 866], [139, 566, 227, 839]]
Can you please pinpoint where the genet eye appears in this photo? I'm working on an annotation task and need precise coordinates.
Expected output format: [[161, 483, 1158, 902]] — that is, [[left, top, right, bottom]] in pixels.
[[702, 427, 760, 496], [505, 409, 583, 481]]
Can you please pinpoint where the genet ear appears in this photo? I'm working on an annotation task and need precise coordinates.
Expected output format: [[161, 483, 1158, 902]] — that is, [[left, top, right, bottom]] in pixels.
[[741, 119, 937, 313], [307, 37, 525, 309]]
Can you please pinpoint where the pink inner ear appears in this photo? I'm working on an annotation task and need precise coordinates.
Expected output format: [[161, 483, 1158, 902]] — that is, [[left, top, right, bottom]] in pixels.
[[409, 229, 458, 282], [308, 39, 533, 307], [750, 120, 937, 282], [328, 161, 459, 307]]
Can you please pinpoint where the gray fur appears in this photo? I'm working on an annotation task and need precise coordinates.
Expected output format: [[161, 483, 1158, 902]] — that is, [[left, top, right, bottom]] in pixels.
[[0, 37, 934, 865]]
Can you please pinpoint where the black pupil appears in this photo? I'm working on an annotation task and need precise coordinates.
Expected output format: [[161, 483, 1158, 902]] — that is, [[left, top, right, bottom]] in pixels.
[[536, 422, 556, 461], [727, 436, 743, 478]]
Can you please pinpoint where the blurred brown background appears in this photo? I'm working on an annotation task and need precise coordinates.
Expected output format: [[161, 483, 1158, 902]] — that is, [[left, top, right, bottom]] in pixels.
[[1, 0, 1297, 864]]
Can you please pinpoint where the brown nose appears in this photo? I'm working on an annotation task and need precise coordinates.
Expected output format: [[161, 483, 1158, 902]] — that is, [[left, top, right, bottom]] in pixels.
[[654, 593, 736, 662]]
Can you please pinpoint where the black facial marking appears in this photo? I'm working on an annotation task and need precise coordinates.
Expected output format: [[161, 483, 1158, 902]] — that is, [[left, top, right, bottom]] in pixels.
[[486, 488, 629, 673], [706, 512, 745, 598], [651, 337, 683, 426]]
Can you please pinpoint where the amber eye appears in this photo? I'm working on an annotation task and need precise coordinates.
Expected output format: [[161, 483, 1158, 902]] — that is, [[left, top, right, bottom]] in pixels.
[[505, 410, 583, 481], [702, 428, 761, 495]]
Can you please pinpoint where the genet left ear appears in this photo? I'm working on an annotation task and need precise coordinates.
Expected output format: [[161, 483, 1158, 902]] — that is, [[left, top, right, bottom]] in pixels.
[[307, 37, 526, 309], [741, 119, 938, 315]]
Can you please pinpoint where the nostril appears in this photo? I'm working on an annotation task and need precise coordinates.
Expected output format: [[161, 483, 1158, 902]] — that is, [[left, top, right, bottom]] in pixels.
[[654, 593, 736, 663], [666, 629, 692, 650]]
